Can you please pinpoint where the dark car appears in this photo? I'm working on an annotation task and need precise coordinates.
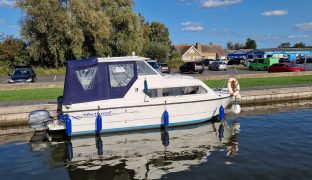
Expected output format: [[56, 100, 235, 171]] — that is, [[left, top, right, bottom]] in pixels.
[[268, 63, 304, 73], [279, 58, 291, 64], [227, 59, 241, 65], [8, 65, 37, 83], [158, 62, 171, 73], [179, 62, 204, 74]]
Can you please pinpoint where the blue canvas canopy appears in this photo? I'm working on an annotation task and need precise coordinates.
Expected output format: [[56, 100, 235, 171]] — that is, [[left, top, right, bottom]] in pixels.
[[63, 57, 138, 105]]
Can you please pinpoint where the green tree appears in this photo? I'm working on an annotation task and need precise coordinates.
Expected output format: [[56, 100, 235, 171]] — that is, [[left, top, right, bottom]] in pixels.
[[103, 0, 145, 56], [245, 38, 257, 49], [278, 42, 291, 48], [149, 22, 171, 48], [226, 42, 234, 50], [0, 34, 29, 66], [234, 42, 245, 50], [169, 50, 181, 60], [293, 42, 305, 48], [145, 42, 169, 61], [17, 0, 111, 67]]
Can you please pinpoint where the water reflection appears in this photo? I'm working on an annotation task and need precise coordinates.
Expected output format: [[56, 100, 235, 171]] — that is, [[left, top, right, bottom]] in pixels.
[[29, 121, 239, 179]]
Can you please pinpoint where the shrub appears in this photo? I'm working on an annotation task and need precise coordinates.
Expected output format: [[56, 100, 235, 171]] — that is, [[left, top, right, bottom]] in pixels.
[[167, 59, 185, 68]]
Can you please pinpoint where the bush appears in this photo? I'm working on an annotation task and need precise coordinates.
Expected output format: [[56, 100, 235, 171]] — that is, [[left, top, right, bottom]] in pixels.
[[33, 67, 66, 75], [0, 63, 11, 76], [167, 59, 184, 68]]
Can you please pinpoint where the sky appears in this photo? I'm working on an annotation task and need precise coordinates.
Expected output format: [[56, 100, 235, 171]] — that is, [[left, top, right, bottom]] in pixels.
[[0, 0, 311, 48]]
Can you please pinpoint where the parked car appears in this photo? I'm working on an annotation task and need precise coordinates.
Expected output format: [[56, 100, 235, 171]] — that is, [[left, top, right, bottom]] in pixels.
[[243, 59, 254, 67], [248, 57, 279, 71], [201, 59, 215, 66], [268, 63, 304, 73], [179, 61, 204, 74], [208, 61, 227, 71], [227, 59, 241, 65], [296, 55, 312, 71], [146, 60, 161, 73], [279, 58, 291, 64], [158, 62, 171, 73], [8, 65, 37, 83]]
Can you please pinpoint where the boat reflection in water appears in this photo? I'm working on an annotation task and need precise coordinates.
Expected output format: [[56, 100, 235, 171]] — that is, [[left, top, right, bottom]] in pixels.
[[30, 121, 240, 179]]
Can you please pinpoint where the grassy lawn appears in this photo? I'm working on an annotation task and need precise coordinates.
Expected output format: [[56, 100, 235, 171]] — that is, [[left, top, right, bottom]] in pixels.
[[0, 75, 311, 102], [0, 88, 63, 102], [204, 75, 312, 88]]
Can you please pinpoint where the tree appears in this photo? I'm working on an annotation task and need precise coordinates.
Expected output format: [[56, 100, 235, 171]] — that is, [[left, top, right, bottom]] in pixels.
[[101, 0, 149, 57], [149, 22, 171, 49], [278, 42, 291, 48], [145, 42, 169, 61], [17, 0, 112, 67], [245, 38, 257, 49], [0, 34, 29, 66], [226, 42, 234, 50], [234, 42, 245, 50], [293, 42, 306, 48]]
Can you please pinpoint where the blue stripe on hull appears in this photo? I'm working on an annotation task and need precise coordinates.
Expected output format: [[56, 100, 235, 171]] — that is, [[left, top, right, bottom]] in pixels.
[[70, 117, 212, 136]]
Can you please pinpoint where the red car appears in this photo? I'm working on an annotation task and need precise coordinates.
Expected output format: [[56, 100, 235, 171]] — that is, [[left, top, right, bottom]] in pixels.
[[268, 63, 304, 73]]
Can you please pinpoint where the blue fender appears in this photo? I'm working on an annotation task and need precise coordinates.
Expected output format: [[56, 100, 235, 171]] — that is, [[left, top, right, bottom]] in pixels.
[[96, 113, 102, 133], [219, 105, 225, 121], [162, 110, 169, 127]]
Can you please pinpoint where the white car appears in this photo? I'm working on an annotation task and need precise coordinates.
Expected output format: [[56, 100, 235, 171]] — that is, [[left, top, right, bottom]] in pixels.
[[296, 56, 312, 71]]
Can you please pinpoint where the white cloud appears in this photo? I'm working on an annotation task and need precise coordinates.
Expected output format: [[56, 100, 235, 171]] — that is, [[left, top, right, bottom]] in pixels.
[[0, 0, 16, 8], [0, 19, 5, 24], [288, 34, 309, 39], [181, 21, 204, 32], [295, 22, 312, 31], [262, 10, 288, 16], [201, 0, 242, 8]]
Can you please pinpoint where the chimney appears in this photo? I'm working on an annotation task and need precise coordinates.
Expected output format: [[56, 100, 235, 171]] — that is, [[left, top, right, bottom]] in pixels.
[[195, 42, 201, 52]]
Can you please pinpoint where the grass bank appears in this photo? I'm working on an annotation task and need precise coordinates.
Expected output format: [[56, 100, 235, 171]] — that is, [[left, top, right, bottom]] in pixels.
[[0, 88, 63, 102], [0, 75, 311, 102], [204, 75, 312, 88]]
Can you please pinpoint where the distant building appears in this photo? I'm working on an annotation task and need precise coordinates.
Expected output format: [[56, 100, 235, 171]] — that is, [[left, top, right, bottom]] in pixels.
[[260, 48, 312, 60], [227, 49, 264, 60], [172, 43, 226, 62]]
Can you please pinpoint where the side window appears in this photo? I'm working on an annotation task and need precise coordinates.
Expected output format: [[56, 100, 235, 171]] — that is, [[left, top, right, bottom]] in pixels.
[[306, 58, 312, 63], [145, 86, 207, 98], [136, 61, 157, 75], [109, 64, 134, 87], [75, 66, 98, 90], [258, 59, 264, 63]]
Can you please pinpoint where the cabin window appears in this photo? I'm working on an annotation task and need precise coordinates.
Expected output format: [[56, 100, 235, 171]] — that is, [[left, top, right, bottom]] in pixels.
[[146, 86, 207, 98], [136, 61, 158, 75], [75, 66, 98, 90], [109, 64, 134, 87]]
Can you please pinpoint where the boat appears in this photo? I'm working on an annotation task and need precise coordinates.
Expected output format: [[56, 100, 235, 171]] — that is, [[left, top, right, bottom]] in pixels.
[[28, 56, 241, 136]]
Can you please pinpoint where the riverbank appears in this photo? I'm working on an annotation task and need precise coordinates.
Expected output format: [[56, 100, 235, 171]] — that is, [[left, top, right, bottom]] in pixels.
[[0, 85, 312, 126]]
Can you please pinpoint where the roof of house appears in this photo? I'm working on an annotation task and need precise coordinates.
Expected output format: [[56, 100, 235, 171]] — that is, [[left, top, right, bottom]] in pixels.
[[199, 45, 226, 56], [225, 50, 236, 54], [172, 44, 193, 55]]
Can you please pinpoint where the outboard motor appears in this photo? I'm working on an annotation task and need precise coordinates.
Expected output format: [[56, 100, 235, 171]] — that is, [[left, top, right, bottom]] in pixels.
[[28, 110, 51, 131]]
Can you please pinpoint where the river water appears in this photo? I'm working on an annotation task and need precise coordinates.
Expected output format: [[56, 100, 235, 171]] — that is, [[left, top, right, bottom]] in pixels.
[[0, 101, 312, 180]]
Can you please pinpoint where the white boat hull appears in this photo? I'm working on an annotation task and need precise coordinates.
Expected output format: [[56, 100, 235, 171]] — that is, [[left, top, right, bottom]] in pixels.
[[50, 95, 231, 135]]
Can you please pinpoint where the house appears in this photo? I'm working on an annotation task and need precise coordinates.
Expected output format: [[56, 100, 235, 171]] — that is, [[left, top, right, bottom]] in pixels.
[[196, 43, 227, 60], [172, 43, 226, 62], [227, 49, 264, 60]]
